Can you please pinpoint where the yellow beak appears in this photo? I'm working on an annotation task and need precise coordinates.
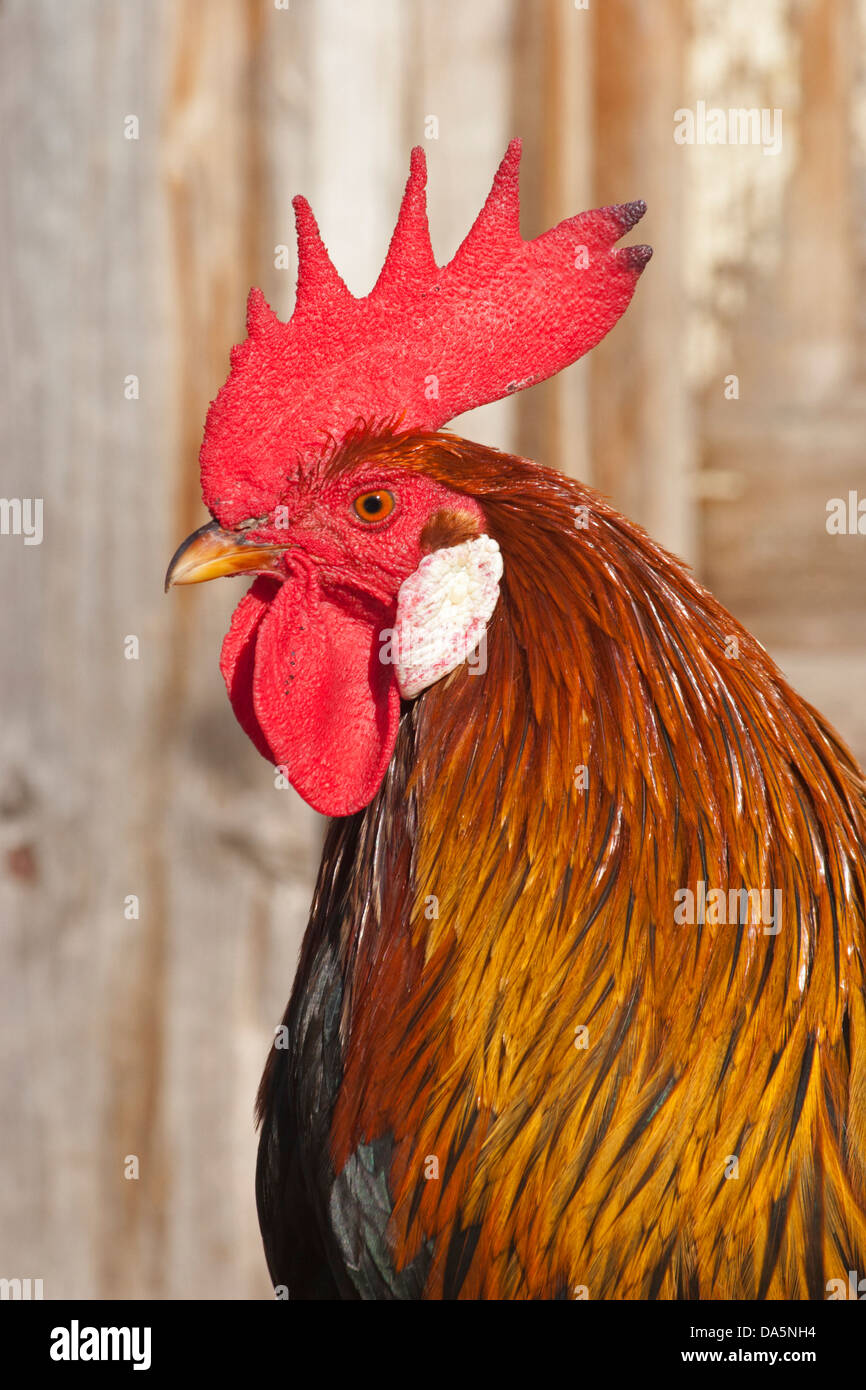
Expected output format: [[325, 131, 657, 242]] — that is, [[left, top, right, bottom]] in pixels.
[[164, 520, 288, 592]]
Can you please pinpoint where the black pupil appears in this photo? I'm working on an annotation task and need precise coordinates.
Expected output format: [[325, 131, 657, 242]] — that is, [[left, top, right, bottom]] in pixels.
[[362, 494, 384, 515]]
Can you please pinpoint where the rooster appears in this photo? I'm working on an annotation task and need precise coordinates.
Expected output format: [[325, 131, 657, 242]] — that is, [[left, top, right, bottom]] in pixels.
[[166, 141, 866, 1299]]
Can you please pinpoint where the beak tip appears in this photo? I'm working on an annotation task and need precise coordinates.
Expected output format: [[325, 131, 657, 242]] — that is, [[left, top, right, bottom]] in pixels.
[[164, 519, 222, 593], [165, 518, 287, 591]]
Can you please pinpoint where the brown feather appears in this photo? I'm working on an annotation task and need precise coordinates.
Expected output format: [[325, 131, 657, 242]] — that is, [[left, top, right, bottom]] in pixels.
[[320, 428, 866, 1298]]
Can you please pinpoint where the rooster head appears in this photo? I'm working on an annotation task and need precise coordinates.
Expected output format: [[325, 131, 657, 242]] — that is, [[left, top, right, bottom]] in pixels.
[[165, 140, 651, 816]]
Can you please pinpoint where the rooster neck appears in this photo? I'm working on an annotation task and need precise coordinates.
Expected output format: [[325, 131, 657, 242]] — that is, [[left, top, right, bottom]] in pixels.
[[319, 448, 866, 1297], [335, 461, 866, 1106]]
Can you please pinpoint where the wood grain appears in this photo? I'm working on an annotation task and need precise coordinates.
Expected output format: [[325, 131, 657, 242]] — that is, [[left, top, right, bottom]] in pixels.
[[0, 0, 863, 1298]]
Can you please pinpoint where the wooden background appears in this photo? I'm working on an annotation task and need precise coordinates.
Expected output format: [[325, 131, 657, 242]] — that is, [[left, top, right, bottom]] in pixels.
[[1, 0, 864, 1298]]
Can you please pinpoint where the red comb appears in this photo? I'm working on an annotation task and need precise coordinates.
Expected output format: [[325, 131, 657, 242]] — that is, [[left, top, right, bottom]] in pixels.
[[200, 138, 651, 525]]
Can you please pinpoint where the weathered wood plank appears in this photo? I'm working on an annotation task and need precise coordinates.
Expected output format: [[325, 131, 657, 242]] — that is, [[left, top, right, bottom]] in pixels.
[[1, 0, 863, 1303], [590, 0, 695, 560]]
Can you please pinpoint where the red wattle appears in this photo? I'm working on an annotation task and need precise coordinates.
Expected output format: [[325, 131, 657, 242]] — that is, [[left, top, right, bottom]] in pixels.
[[220, 569, 401, 817], [220, 577, 279, 762]]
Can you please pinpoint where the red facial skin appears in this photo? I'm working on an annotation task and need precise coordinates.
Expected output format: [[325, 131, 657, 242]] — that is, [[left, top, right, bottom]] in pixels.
[[219, 465, 486, 817]]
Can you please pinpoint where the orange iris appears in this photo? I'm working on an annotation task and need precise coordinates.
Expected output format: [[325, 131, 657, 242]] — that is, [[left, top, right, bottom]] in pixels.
[[352, 490, 396, 522]]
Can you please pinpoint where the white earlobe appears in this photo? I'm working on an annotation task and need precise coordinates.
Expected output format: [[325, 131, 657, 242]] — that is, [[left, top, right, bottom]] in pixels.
[[393, 534, 503, 699]]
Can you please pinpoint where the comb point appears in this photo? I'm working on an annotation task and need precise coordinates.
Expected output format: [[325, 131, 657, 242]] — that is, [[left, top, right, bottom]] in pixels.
[[373, 143, 437, 298], [615, 243, 653, 272], [293, 194, 354, 312], [245, 286, 280, 341], [609, 200, 647, 234], [451, 138, 523, 272]]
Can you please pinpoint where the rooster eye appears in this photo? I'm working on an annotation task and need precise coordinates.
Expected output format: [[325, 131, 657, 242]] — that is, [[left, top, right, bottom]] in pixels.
[[352, 490, 395, 522]]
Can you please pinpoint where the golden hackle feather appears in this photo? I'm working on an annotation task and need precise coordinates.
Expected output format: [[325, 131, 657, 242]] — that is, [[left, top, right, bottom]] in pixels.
[[327, 429, 866, 1299]]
